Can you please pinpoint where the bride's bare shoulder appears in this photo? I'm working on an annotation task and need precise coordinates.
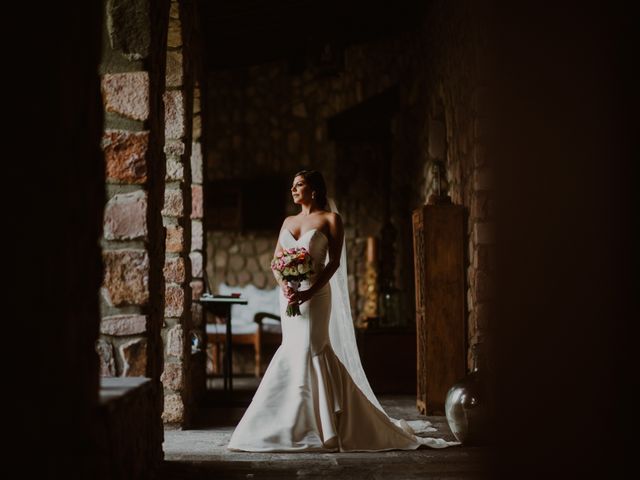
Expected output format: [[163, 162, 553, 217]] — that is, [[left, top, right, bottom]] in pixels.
[[325, 211, 343, 237], [282, 215, 297, 228], [326, 211, 342, 224]]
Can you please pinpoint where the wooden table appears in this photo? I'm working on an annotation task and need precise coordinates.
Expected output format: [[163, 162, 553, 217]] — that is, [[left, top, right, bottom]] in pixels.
[[197, 295, 248, 392]]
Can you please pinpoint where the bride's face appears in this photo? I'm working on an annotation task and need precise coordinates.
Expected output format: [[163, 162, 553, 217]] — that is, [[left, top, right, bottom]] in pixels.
[[291, 175, 313, 205]]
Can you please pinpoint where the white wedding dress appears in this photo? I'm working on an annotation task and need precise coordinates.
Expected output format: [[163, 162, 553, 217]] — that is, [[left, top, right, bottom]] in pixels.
[[227, 218, 460, 452]]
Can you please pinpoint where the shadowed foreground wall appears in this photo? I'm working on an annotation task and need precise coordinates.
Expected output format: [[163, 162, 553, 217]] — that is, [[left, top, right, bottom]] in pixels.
[[8, 2, 105, 478], [489, 2, 634, 477], [9, 1, 170, 478]]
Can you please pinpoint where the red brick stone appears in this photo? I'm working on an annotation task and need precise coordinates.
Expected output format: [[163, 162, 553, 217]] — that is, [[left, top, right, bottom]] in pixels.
[[191, 185, 203, 219], [258, 252, 271, 269], [468, 310, 477, 338], [470, 192, 489, 221], [190, 279, 204, 300], [191, 302, 203, 326], [164, 90, 185, 139], [120, 338, 147, 376], [167, 17, 182, 49], [189, 251, 203, 278], [101, 72, 149, 121], [166, 50, 183, 88], [96, 339, 116, 376], [161, 362, 184, 391], [253, 271, 267, 288], [238, 271, 251, 285], [255, 238, 270, 254], [246, 257, 259, 273], [467, 286, 475, 310], [162, 393, 184, 423], [193, 88, 201, 115], [226, 272, 238, 287], [166, 225, 184, 253], [162, 189, 184, 217], [102, 250, 149, 306], [474, 222, 494, 245], [476, 302, 491, 330], [166, 158, 184, 181], [166, 325, 184, 357], [473, 168, 493, 191], [103, 130, 148, 184], [228, 254, 245, 271], [164, 139, 186, 156], [191, 220, 203, 251], [103, 190, 148, 240], [192, 113, 202, 140], [169, 1, 180, 19], [165, 284, 185, 317], [164, 257, 186, 283], [100, 314, 147, 336], [191, 142, 204, 184]]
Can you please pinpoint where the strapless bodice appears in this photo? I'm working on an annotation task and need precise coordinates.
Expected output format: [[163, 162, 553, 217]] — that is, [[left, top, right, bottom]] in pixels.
[[279, 228, 329, 283]]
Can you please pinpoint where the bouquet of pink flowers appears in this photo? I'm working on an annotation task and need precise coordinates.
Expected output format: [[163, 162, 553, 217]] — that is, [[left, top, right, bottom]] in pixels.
[[270, 247, 315, 316]]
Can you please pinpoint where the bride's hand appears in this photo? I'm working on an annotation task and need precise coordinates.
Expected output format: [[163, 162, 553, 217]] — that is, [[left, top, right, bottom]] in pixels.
[[289, 288, 313, 306], [282, 284, 294, 299]]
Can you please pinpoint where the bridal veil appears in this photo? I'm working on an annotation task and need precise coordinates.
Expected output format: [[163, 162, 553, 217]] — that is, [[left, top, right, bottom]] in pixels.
[[325, 197, 433, 435]]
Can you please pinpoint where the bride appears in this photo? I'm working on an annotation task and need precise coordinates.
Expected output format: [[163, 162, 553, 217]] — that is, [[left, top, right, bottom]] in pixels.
[[227, 169, 459, 452]]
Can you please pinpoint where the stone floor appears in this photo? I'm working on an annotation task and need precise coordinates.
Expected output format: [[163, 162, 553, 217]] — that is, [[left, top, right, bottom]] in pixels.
[[161, 392, 489, 479]]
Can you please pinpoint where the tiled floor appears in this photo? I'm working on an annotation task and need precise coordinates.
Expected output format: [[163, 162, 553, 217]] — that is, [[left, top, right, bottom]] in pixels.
[[161, 394, 489, 479]]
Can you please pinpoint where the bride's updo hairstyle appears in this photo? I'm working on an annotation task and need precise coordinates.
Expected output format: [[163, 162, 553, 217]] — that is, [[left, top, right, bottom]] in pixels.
[[294, 169, 328, 210]]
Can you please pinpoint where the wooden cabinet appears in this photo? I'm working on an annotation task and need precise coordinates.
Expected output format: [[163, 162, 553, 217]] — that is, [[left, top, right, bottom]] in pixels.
[[412, 204, 466, 415]]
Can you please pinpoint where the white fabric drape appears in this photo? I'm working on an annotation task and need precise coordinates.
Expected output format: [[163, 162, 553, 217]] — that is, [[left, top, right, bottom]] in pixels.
[[325, 197, 439, 435], [325, 197, 387, 413]]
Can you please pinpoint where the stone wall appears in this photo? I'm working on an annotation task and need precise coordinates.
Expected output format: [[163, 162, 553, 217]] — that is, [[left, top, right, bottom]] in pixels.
[[407, 0, 494, 370], [204, 0, 494, 373], [96, 379, 159, 479], [205, 31, 420, 328], [188, 90, 208, 412], [97, 0, 170, 470], [188, 109, 207, 421], [161, 0, 195, 427], [208, 232, 278, 290]]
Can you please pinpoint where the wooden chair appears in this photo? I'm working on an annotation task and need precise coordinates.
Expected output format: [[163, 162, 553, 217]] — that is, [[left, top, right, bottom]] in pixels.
[[206, 311, 282, 378]]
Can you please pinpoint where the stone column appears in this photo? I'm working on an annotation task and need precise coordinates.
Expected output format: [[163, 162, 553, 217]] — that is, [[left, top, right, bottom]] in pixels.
[[189, 81, 207, 405], [466, 85, 495, 370], [421, 81, 495, 373], [161, 0, 197, 426], [98, 0, 170, 465]]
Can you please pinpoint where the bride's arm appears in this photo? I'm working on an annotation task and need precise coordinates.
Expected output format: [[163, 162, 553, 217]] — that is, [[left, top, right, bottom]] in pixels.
[[298, 212, 344, 300]]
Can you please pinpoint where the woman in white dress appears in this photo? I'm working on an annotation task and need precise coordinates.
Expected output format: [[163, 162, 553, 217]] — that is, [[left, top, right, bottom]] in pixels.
[[227, 170, 459, 452]]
